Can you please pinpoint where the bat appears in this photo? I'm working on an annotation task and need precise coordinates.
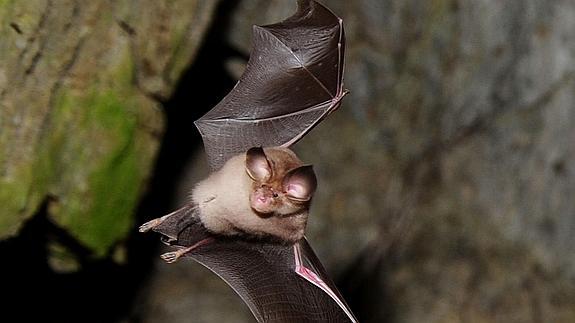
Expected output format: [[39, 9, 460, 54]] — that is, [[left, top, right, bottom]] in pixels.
[[140, 0, 356, 322]]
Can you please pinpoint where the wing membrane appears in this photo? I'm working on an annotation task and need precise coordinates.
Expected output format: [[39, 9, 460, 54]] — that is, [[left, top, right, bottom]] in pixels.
[[151, 208, 355, 323], [195, 0, 346, 170]]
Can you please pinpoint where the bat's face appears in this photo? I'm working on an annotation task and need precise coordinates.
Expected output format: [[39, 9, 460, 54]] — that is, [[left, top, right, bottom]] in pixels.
[[245, 147, 317, 215]]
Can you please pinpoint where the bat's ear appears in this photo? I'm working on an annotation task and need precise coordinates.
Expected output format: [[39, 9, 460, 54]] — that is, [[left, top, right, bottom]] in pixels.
[[283, 165, 317, 202], [246, 147, 272, 182]]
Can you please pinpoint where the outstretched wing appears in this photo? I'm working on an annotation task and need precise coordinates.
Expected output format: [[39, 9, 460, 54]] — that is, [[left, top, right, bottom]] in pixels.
[[150, 206, 357, 323], [195, 0, 346, 171]]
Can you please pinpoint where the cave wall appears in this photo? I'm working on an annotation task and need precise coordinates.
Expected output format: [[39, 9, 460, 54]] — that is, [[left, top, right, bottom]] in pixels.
[[0, 0, 218, 264]]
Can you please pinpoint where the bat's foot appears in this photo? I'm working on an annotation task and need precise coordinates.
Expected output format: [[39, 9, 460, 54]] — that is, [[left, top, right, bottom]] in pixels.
[[160, 237, 215, 264], [160, 250, 183, 263]]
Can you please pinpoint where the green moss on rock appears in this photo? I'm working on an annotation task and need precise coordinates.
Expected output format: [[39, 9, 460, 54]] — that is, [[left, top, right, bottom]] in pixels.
[[0, 0, 216, 265], [46, 88, 145, 257]]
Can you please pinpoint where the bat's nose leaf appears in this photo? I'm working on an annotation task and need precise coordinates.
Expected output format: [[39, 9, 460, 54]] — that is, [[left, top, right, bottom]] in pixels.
[[195, 0, 346, 171]]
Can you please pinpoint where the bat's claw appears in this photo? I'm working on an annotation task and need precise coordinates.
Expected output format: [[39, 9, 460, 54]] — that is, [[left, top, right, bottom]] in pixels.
[[139, 218, 161, 232], [140, 208, 188, 233], [160, 251, 182, 264]]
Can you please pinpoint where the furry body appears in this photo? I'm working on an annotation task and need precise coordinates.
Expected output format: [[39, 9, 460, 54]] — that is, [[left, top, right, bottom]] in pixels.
[[192, 147, 313, 243]]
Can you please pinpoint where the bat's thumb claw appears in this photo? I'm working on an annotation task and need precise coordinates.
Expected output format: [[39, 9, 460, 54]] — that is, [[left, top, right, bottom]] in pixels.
[[139, 219, 160, 233]]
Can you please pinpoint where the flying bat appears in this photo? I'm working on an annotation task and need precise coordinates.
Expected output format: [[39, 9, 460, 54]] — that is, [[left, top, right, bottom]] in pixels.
[[140, 0, 355, 322]]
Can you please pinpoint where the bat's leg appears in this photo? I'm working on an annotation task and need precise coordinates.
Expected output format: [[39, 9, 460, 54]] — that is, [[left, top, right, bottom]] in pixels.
[[160, 237, 214, 264]]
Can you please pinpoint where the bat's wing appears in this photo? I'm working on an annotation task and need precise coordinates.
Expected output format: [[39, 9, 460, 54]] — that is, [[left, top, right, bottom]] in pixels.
[[150, 207, 357, 322], [194, 0, 347, 171]]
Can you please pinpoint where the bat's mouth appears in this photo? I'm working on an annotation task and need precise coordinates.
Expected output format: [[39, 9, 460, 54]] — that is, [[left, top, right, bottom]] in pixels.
[[249, 207, 276, 218]]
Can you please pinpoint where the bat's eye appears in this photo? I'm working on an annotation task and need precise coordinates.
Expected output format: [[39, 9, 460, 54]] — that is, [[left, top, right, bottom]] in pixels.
[[272, 192, 279, 198]]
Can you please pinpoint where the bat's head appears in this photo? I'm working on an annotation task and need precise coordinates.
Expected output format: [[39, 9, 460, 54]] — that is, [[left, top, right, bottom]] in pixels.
[[245, 147, 317, 215]]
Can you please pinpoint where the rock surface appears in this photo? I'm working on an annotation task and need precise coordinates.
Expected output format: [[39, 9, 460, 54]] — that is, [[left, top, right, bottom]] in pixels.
[[0, 0, 218, 260]]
